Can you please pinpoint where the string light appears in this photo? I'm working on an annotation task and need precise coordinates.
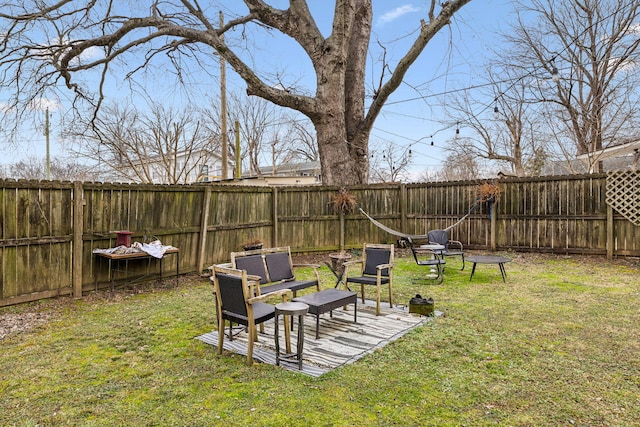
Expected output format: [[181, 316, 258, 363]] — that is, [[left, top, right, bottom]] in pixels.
[[551, 58, 560, 82]]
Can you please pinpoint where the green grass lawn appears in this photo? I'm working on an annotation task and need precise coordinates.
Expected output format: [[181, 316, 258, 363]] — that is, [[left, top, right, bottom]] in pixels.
[[1, 251, 639, 426]]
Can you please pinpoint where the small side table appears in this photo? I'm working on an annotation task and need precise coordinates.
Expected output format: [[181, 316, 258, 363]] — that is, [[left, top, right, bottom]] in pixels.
[[419, 244, 445, 276], [467, 255, 511, 282], [327, 252, 352, 287], [274, 301, 309, 370]]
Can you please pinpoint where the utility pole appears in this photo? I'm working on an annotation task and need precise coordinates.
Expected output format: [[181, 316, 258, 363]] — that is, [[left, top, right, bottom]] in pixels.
[[219, 11, 228, 180], [235, 120, 241, 178], [45, 108, 51, 180]]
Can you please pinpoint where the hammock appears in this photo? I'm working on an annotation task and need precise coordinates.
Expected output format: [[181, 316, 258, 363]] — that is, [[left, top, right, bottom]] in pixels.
[[358, 200, 479, 239]]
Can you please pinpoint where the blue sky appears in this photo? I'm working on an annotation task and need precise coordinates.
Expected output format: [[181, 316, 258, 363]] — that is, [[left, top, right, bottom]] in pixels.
[[1, 1, 514, 176], [366, 1, 512, 172]]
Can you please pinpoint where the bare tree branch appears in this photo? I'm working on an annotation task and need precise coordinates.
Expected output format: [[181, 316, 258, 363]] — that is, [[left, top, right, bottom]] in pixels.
[[0, 0, 473, 184]]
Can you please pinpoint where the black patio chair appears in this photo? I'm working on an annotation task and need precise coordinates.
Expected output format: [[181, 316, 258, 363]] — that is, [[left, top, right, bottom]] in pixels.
[[427, 229, 465, 270], [211, 266, 290, 366], [344, 243, 394, 316], [403, 237, 446, 285]]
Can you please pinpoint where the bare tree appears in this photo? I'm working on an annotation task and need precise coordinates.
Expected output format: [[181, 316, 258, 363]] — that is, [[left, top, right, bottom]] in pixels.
[[283, 116, 318, 162], [231, 94, 283, 177], [369, 139, 412, 183], [508, 0, 640, 172], [67, 103, 218, 184], [448, 67, 546, 177], [435, 151, 483, 182], [203, 93, 314, 177], [0, 1, 472, 185], [5, 155, 100, 181]]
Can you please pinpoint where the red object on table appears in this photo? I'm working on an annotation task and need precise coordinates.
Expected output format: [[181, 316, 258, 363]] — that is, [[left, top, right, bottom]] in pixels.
[[115, 231, 133, 247]]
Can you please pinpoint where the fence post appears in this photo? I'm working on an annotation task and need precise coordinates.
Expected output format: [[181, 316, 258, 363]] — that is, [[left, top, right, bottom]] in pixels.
[[272, 187, 279, 247], [400, 183, 407, 234], [197, 186, 212, 274], [607, 204, 614, 259], [72, 181, 84, 298], [490, 200, 497, 251], [339, 210, 345, 251]]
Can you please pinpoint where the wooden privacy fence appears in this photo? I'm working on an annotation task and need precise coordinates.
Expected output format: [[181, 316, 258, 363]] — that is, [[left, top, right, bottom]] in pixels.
[[1, 172, 638, 306]]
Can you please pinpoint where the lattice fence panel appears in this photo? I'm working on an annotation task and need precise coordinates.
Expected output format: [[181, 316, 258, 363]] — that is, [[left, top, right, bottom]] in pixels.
[[606, 170, 640, 226]]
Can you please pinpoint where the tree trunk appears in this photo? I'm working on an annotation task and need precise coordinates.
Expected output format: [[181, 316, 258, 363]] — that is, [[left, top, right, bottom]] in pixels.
[[314, 119, 369, 185]]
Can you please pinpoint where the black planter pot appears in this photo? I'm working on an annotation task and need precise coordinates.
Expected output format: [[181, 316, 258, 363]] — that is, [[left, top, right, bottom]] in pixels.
[[243, 243, 263, 251]]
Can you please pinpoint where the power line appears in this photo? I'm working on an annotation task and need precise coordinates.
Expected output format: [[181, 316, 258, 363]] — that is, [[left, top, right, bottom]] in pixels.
[[376, 0, 637, 155]]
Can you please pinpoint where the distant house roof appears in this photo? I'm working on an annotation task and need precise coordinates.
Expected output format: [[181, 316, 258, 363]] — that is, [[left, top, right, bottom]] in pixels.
[[257, 160, 321, 177], [260, 161, 320, 175], [217, 175, 319, 186], [575, 140, 640, 161]]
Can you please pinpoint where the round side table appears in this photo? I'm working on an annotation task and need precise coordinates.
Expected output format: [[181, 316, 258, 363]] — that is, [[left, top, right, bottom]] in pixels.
[[274, 301, 309, 370], [466, 255, 511, 282], [419, 244, 445, 275]]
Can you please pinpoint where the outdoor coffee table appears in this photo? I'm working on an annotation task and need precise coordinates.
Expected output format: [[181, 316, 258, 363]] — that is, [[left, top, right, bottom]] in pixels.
[[292, 288, 357, 339], [466, 255, 511, 283]]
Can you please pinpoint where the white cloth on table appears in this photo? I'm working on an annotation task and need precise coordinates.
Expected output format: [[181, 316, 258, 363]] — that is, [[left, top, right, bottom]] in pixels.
[[135, 241, 173, 259], [92, 240, 175, 258]]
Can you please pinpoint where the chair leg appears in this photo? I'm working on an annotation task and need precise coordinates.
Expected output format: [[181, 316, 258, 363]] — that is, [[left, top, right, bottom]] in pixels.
[[388, 283, 393, 309], [360, 284, 365, 303], [217, 319, 225, 355], [460, 255, 465, 271], [375, 284, 381, 316], [437, 264, 444, 285], [246, 324, 255, 366]]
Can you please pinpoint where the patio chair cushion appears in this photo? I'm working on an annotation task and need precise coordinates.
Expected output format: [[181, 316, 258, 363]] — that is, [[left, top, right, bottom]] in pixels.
[[363, 248, 391, 276], [230, 247, 320, 297], [234, 254, 268, 284], [222, 301, 275, 326], [262, 279, 319, 294], [264, 252, 294, 281], [346, 275, 389, 286]]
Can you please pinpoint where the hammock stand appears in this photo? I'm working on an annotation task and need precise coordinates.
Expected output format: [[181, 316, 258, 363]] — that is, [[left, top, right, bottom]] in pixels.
[[357, 200, 480, 240]]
